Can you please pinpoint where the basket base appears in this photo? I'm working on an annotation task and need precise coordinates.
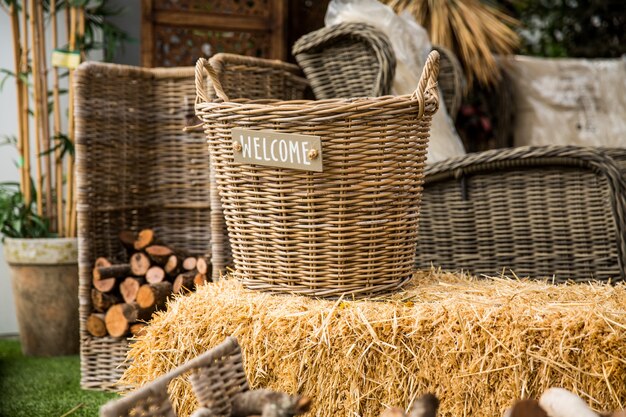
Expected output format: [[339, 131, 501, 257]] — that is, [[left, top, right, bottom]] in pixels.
[[237, 271, 414, 299]]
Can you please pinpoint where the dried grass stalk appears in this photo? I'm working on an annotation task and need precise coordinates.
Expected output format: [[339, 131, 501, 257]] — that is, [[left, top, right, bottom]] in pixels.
[[122, 270, 626, 417], [383, 0, 520, 86]]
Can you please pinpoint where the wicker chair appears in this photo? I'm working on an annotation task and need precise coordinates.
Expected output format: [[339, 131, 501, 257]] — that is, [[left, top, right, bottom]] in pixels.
[[75, 57, 308, 391], [292, 22, 463, 119], [292, 25, 626, 283], [292, 22, 396, 99], [418, 146, 626, 282], [99, 337, 248, 417]]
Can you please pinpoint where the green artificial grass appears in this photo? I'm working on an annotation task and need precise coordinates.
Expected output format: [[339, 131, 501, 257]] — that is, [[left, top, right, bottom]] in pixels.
[[0, 338, 118, 417]]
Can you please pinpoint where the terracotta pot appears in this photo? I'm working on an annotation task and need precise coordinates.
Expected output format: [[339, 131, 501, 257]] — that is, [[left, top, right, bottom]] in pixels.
[[4, 237, 79, 356]]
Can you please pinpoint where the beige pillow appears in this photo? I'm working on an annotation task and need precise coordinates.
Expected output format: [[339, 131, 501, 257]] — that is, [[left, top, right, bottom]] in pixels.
[[503, 55, 626, 147]]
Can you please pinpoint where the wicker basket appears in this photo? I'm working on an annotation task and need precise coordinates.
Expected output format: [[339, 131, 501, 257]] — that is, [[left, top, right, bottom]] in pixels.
[[76, 57, 307, 391], [99, 337, 247, 417], [292, 22, 396, 99], [196, 51, 440, 298]]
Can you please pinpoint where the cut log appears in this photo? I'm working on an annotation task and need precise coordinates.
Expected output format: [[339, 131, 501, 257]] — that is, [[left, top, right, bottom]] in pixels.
[[145, 266, 166, 284], [94, 257, 112, 269], [120, 276, 146, 304], [119, 230, 136, 252], [164, 255, 180, 275], [182, 257, 197, 271], [86, 313, 107, 337], [104, 303, 154, 338], [134, 228, 155, 250], [194, 273, 207, 287], [136, 282, 173, 310], [91, 288, 121, 312], [173, 271, 196, 293], [196, 257, 209, 275], [93, 264, 131, 292], [145, 245, 174, 266], [231, 389, 311, 417], [130, 322, 147, 337], [130, 252, 151, 276]]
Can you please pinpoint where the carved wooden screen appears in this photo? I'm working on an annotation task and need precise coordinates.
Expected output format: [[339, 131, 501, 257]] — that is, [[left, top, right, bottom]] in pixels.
[[141, 0, 287, 67]]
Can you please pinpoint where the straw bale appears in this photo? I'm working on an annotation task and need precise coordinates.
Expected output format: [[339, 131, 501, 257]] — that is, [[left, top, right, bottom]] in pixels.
[[121, 269, 626, 417]]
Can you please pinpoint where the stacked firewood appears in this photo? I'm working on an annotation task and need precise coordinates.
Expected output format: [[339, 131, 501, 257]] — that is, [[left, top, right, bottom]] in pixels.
[[87, 229, 211, 338]]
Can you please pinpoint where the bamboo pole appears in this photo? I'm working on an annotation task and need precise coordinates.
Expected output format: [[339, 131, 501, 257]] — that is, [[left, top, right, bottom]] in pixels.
[[9, 2, 25, 198], [50, 0, 63, 235], [64, 6, 77, 237], [69, 6, 85, 237], [21, 0, 31, 206], [36, 1, 53, 226], [29, 0, 43, 216]]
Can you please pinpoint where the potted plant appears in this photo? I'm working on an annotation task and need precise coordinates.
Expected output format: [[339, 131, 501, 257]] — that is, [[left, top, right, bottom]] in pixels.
[[1, 182, 80, 356], [1, 0, 129, 356]]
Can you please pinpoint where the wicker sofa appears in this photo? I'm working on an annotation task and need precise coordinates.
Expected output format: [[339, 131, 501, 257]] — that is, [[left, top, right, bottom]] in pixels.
[[293, 23, 626, 283]]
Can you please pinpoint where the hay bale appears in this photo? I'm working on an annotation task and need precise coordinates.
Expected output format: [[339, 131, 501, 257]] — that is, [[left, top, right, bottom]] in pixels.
[[121, 270, 626, 417]]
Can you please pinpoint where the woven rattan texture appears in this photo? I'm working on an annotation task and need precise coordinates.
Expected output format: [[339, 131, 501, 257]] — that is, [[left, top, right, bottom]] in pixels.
[[432, 45, 464, 120], [205, 53, 309, 276], [417, 146, 626, 282], [196, 52, 440, 298], [75, 63, 215, 390], [292, 22, 396, 99], [100, 337, 247, 417]]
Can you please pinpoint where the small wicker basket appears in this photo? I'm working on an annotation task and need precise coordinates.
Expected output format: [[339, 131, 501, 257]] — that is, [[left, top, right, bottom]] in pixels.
[[195, 51, 440, 298]]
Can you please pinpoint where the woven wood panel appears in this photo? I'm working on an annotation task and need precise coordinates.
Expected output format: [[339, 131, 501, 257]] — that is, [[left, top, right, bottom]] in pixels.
[[155, 0, 270, 17], [154, 26, 271, 67], [142, 0, 285, 67]]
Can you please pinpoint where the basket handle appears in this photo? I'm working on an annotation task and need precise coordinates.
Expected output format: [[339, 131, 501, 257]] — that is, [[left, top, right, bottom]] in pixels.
[[412, 50, 440, 118], [195, 57, 230, 103]]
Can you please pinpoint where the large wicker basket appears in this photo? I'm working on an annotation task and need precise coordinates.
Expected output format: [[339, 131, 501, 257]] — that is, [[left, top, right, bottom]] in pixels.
[[196, 51, 441, 298]]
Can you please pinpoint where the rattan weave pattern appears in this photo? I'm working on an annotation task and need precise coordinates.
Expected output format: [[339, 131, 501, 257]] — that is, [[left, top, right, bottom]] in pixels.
[[205, 54, 309, 276], [76, 56, 311, 390], [432, 45, 464, 120], [75, 62, 215, 390], [417, 146, 626, 282], [292, 22, 396, 99], [195, 51, 440, 298], [99, 337, 247, 417]]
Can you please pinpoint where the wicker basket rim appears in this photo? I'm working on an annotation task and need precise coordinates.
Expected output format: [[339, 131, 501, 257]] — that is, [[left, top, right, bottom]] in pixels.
[[195, 93, 439, 113], [196, 50, 441, 119]]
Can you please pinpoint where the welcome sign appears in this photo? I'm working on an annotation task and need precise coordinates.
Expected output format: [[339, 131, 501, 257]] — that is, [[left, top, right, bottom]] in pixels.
[[231, 128, 323, 172]]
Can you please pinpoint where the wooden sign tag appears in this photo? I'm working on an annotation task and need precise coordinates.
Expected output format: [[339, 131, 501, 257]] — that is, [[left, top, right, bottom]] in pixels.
[[231, 128, 323, 172]]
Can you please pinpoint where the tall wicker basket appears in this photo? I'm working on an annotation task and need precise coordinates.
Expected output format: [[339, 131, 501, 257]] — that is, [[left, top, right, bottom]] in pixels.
[[197, 51, 440, 298]]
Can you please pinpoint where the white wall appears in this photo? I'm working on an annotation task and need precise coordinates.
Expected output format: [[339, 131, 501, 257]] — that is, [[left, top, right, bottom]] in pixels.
[[0, 3, 139, 335], [0, 12, 22, 335]]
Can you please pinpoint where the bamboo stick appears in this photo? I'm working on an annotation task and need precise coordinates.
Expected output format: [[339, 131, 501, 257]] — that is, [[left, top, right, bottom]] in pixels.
[[9, 2, 25, 198], [29, 0, 43, 216], [21, 0, 31, 206], [36, 1, 53, 226], [50, 0, 63, 235], [68, 6, 85, 237], [64, 6, 77, 237]]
